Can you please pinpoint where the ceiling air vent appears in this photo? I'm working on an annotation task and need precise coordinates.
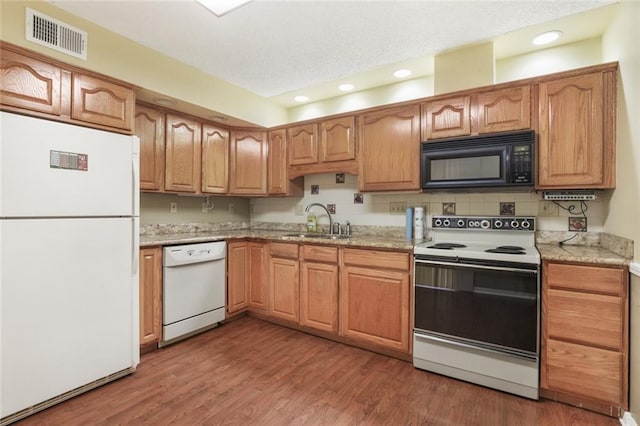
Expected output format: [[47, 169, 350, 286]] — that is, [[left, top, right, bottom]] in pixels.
[[26, 8, 87, 60]]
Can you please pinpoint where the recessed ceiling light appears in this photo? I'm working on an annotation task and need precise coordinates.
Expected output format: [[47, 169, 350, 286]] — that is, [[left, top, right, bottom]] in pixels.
[[294, 95, 309, 103], [533, 30, 563, 46], [393, 69, 412, 78], [196, 0, 253, 17], [338, 83, 355, 92]]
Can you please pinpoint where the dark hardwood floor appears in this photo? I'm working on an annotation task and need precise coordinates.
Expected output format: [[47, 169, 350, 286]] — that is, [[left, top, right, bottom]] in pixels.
[[17, 317, 617, 425]]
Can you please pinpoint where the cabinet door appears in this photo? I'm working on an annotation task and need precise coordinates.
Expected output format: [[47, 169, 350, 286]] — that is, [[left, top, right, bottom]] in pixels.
[[269, 257, 299, 323], [340, 264, 410, 352], [71, 73, 134, 131], [229, 130, 268, 195], [538, 72, 613, 188], [202, 123, 229, 194], [358, 104, 420, 192], [165, 114, 202, 193], [135, 105, 165, 191], [300, 261, 339, 333], [0, 49, 62, 115], [248, 242, 268, 312], [139, 247, 162, 346], [320, 116, 356, 162], [227, 242, 249, 314], [288, 123, 319, 166], [476, 86, 531, 133], [423, 96, 471, 140]]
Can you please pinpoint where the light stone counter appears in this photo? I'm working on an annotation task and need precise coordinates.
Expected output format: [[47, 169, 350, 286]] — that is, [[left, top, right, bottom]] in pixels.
[[536, 243, 631, 266]]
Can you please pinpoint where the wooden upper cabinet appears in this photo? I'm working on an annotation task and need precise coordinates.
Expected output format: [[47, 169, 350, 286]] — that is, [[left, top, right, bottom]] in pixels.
[[0, 49, 62, 115], [320, 116, 356, 162], [423, 95, 471, 140], [135, 105, 165, 192], [288, 123, 319, 166], [202, 123, 229, 194], [358, 104, 421, 192], [229, 130, 268, 195], [476, 86, 530, 133], [165, 113, 202, 193], [267, 129, 303, 196], [71, 73, 134, 131], [537, 70, 615, 189]]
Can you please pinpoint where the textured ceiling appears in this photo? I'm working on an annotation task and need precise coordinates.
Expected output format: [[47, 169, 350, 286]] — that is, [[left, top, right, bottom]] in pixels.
[[51, 0, 615, 105]]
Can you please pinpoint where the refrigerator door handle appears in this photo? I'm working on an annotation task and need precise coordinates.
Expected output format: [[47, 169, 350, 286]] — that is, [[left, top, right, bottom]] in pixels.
[[132, 217, 140, 275], [131, 136, 140, 217]]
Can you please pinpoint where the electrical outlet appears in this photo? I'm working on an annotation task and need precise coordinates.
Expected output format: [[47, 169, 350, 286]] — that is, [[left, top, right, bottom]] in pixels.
[[202, 201, 209, 213], [228, 203, 235, 214], [389, 202, 407, 214], [295, 204, 304, 216], [569, 217, 587, 232], [170, 202, 177, 213]]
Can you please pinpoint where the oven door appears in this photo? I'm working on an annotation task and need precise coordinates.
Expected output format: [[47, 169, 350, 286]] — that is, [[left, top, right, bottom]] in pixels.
[[414, 257, 539, 357]]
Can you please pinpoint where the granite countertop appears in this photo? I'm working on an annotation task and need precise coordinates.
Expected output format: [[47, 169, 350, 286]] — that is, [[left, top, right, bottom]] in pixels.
[[140, 229, 415, 251], [536, 243, 630, 266]]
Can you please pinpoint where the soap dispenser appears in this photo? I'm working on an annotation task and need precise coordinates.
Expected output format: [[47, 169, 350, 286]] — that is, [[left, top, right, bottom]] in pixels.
[[306, 212, 317, 232]]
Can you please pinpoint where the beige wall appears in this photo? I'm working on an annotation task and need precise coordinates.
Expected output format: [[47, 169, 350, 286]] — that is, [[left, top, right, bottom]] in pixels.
[[0, 1, 287, 128], [140, 193, 250, 226], [602, 1, 640, 420], [434, 42, 494, 94]]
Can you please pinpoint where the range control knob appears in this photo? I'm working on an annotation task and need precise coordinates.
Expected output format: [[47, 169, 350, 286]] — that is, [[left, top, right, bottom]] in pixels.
[[511, 220, 519, 228], [443, 219, 451, 227], [473, 221, 481, 228], [494, 220, 503, 228], [521, 220, 531, 229], [434, 218, 443, 227], [480, 219, 490, 229], [457, 219, 465, 228]]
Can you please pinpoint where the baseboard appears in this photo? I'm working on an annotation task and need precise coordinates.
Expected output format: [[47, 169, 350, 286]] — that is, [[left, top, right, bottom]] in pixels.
[[620, 412, 638, 426]]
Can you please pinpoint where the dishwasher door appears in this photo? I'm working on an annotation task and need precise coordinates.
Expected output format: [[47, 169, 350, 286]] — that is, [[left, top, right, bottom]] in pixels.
[[162, 241, 226, 344]]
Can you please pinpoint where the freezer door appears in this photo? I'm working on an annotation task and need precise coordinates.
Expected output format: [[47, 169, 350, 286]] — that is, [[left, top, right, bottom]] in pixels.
[[0, 218, 138, 417], [0, 112, 135, 217]]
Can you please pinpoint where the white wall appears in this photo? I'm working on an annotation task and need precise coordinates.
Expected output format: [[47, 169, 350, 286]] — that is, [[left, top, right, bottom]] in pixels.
[[141, 193, 250, 226]]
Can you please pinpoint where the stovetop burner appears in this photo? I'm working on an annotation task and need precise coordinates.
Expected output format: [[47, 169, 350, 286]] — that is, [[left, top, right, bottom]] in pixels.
[[427, 243, 467, 250], [485, 247, 526, 255]]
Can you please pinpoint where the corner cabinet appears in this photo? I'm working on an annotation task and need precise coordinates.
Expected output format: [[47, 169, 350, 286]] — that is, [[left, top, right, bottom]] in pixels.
[[139, 247, 163, 348], [229, 130, 268, 195], [537, 65, 617, 189], [135, 105, 165, 192], [340, 248, 411, 353], [541, 261, 628, 417], [165, 113, 202, 193], [358, 104, 421, 192]]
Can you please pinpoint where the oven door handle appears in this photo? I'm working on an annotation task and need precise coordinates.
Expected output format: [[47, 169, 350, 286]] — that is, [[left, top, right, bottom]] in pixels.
[[414, 331, 538, 361], [414, 258, 538, 274]]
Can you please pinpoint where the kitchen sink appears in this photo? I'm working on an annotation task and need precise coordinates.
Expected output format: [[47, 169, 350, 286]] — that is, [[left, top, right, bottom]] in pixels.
[[283, 233, 351, 240]]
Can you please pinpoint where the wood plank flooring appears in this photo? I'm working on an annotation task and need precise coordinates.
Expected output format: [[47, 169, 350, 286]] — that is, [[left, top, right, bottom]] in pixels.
[[17, 317, 617, 425]]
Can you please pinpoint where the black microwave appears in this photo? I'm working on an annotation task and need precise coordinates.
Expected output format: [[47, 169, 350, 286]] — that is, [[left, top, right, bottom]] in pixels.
[[421, 130, 535, 190]]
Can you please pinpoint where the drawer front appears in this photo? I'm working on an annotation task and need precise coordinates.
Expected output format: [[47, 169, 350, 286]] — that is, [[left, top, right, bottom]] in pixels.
[[301, 245, 338, 263], [342, 248, 409, 271], [546, 288, 623, 350], [546, 263, 624, 295], [544, 339, 622, 405], [269, 242, 299, 259]]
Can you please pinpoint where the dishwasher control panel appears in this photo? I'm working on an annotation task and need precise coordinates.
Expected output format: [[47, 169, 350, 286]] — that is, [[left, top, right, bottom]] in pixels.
[[163, 241, 226, 266]]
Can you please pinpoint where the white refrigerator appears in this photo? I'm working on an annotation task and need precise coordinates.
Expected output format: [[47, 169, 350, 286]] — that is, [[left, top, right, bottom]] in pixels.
[[0, 111, 140, 423]]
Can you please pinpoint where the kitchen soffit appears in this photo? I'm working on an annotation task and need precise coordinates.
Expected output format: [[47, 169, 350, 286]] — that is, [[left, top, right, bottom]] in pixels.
[[50, 0, 616, 108]]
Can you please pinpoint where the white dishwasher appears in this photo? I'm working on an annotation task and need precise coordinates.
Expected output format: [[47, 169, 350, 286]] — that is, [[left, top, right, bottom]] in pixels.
[[162, 241, 226, 346]]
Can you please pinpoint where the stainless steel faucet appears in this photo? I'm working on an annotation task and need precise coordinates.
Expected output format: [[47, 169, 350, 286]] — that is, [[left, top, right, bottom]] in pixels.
[[305, 203, 333, 234]]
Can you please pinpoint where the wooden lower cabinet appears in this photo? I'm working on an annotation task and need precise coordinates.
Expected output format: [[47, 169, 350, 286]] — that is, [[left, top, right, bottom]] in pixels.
[[300, 245, 339, 333], [248, 242, 268, 311], [541, 261, 628, 417], [339, 248, 411, 353], [269, 243, 300, 322], [139, 247, 162, 347], [227, 241, 249, 314]]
